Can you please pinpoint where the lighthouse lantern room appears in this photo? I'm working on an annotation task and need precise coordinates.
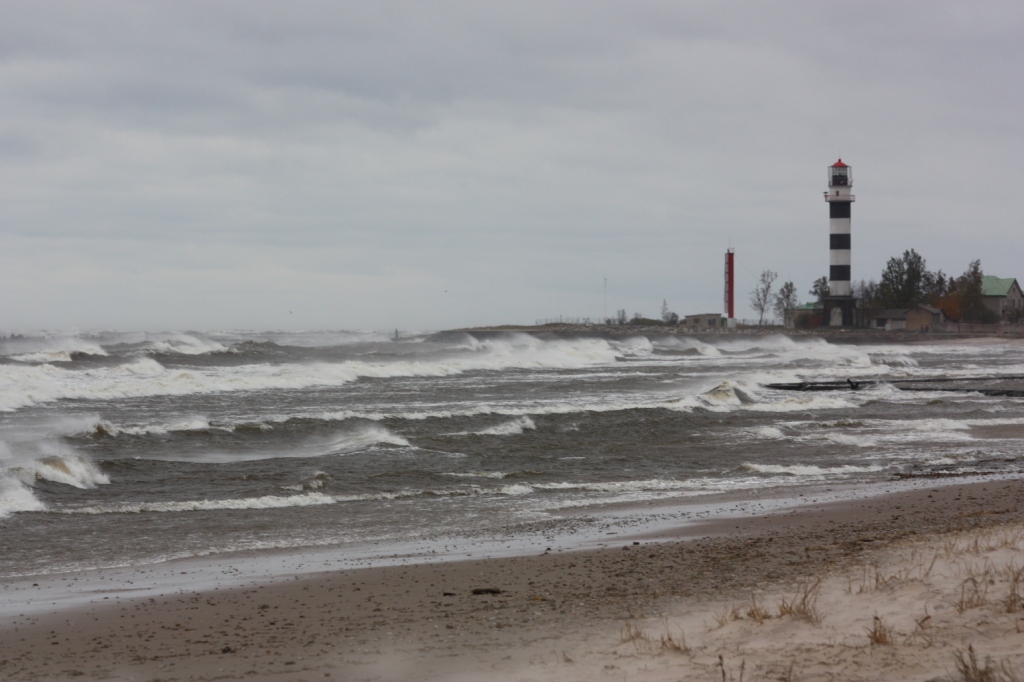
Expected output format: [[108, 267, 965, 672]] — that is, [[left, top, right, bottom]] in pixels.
[[823, 158, 857, 326]]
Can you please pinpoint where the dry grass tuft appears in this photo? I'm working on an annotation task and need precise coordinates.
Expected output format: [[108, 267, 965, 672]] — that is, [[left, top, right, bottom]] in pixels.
[[712, 605, 743, 628], [952, 645, 1021, 682], [944, 528, 1024, 559], [716, 654, 746, 682], [746, 594, 772, 624], [1003, 563, 1024, 614], [866, 615, 894, 646], [850, 552, 939, 594], [956, 576, 991, 613], [777, 578, 823, 624], [658, 619, 689, 654], [621, 620, 649, 647], [621, 619, 689, 655], [905, 607, 934, 647]]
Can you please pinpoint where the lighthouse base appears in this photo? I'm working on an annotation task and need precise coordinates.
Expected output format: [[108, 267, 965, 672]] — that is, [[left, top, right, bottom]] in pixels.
[[823, 296, 859, 327]]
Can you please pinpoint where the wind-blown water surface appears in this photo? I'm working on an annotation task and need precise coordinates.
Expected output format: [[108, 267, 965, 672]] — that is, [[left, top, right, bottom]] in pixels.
[[2, 330, 1022, 578]]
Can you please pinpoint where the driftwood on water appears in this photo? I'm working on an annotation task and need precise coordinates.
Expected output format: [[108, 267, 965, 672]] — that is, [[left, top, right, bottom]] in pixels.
[[763, 375, 1024, 397]]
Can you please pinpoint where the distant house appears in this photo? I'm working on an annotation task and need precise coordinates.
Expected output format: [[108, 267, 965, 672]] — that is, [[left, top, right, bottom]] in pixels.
[[981, 276, 1024, 322], [784, 302, 822, 329], [684, 313, 727, 328], [905, 305, 946, 332], [869, 309, 908, 331]]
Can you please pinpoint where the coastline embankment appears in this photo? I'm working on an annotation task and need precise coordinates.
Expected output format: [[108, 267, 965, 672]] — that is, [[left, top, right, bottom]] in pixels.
[[448, 323, 1024, 345]]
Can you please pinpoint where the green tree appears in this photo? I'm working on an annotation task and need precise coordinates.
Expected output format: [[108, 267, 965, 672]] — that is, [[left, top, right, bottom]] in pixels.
[[773, 281, 798, 323], [923, 270, 948, 305], [943, 260, 998, 323], [876, 249, 931, 308], [810, 276, 830, 301]]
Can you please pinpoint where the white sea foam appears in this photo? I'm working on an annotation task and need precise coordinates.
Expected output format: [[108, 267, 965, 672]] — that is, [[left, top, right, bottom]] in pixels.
[[2, 334, 109, 362], [66, 492, 339, 514], [26, 453, 110, 488], [962, 417, 1024, 427], [744, 394, 860, 412], [698, 382, 743, 409], [749, 426, 786, 439], [11, 351, 75, 363], [280, 472, 330, 492], [95, 418, 219, 437], [825, 433, 878, 447], [142, 334, 230, 355], [901, 418, 971, 432], [62, 488, 429, 515], [528, 478, 699, 494], [227, 330, 397, 348], [0, 336, 622, 412], [609, 337, 655, 356], [442, 471, 508, 479], [740, 463, 885, 476], [0, 477, 46, 517], [312, 398, 683, 423], [317, 424, 410, 454], [497, 484, 534, 495], [0, 431, 109, 517], [654, 336, 722, 356], [134, 424, 412, 464], [454, 416, 537, 436]]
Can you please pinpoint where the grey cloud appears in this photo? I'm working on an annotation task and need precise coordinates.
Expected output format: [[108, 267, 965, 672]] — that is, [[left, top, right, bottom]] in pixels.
[[0, 1, 1021, 330]]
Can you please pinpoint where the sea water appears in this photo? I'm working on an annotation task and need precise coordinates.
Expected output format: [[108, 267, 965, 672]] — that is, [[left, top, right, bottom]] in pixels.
[[1, 330, 1022, 581]]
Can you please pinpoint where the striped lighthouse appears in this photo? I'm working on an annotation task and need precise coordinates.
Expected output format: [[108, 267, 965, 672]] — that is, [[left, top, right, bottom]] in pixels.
[[824, 159, 856, 326]]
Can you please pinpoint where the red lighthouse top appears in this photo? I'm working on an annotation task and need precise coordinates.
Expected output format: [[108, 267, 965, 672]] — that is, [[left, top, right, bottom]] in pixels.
[[828, 158, 851, 187]]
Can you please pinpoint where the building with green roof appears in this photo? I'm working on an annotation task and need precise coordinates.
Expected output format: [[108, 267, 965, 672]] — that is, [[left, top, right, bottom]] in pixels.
[[981, 276, 1023, 322]]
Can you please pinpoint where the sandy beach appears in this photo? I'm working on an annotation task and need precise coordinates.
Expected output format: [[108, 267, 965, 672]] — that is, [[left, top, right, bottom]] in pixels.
[[2, 477, 1023, 681]]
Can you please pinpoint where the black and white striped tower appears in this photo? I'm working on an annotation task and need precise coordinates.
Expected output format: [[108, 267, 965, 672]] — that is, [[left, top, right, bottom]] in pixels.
[[823, 158, 857, 326]]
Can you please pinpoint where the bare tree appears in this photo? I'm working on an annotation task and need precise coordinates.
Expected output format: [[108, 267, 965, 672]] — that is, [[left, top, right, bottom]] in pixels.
[[773, 280, 798, 323], [749, 270, 778, 325], [660, 299, 679, 325], [853, 279, 878, 305]]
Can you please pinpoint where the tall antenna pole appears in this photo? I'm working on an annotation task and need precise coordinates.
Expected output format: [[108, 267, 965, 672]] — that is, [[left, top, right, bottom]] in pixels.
[[603, 277, 607, 323]]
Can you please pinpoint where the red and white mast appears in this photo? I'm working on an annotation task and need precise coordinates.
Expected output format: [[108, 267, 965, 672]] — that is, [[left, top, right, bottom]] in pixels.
[[724, 248, 735, 320]]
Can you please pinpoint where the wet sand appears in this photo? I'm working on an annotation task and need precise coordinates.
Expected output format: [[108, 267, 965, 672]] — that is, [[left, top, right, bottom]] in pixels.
[[2, 478, 1023, 681]]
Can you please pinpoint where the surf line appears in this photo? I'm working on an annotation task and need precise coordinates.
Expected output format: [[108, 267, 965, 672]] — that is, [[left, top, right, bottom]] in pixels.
[[763, 375, 1024, 397]]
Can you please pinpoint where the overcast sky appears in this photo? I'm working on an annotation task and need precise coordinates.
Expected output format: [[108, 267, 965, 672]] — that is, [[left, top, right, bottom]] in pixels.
[[1, 1, 1021, 332]]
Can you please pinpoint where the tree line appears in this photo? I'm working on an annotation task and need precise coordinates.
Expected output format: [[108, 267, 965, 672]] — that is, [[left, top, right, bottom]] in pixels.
[[850, 250, 999, 323], [749, 251, 1006, 324]]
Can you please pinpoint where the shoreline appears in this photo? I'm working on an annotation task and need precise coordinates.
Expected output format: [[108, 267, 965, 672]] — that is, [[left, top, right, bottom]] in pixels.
[[3, 476, 1023, 680], [2, 473, 1012, 619]]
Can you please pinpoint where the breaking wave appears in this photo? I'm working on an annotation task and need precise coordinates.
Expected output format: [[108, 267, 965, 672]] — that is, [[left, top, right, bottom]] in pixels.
[[0, 433, 110, 518], [140, 334, 230, 355], [739, 463, 886, 476], [92, 417, 225, 437], [61, 490, 417, 515], [0, 477, 47, 517], [316, 424, 411, 455], [6, 337, 108, 364], [0, 336, 622, 412], [129, 424, 412, 464], [450, 416, 537, 437]]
